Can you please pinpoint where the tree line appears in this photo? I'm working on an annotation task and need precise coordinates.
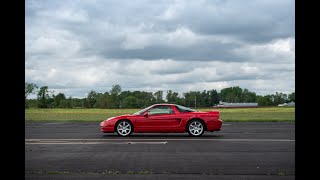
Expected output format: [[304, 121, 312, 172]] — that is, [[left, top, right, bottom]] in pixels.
[[25, 83, 295, 108]]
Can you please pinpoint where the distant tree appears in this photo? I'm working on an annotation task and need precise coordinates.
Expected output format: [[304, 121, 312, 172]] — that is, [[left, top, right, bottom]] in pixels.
[[30, 85, 294, 109], [110, 85, 122, 108], [37, 86, 50, 108], [59, 100, 68, 108], [220, 86, 243, 103], [110, 84, 122, 96], [219, 87, 232, 102], [148, 92, 157, 105], [25, 82, 38, 99], [81, 98, 87, 108], [209, 89, 219, 106], [69, 98, 83, 108], [141, 92, 156, 107], [27, 99, 38, 108], [25, 82, 38, 108], [288, 92, 295, 102], [184, 91, 203, 107], [67, 96, 72, 108], [166, 90, 180, 104], [131, 91, 151, 107], [183, 91, 201, 108], [122, 96, 139, 108], [257, 95, 273, 106], [200, 90, 209, 107], [86, 90, 97, 108], [241, 88, 257, 102], [53, 92, 66, 108], [96, 92, 110, 108], [256, 95, 266, 106], [265, 95, 274, 106], [119, 91, 132, 106], [154, 91, 164, 103], [219, 86, 257, 103], [272, 92, 287, 105]]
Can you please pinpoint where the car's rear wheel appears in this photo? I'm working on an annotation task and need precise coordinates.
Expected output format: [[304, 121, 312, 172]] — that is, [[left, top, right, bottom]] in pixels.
[[116, 120, 133, 137], [187, 120, 204, 136]]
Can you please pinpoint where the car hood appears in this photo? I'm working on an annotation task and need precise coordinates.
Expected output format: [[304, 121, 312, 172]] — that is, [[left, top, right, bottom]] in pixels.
[[105, 114, 138, 121]]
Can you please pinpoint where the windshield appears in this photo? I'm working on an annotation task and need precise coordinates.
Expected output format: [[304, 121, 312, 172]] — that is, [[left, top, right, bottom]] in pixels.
[[175, 105, 196, 112], [132, 105, 154, 115]]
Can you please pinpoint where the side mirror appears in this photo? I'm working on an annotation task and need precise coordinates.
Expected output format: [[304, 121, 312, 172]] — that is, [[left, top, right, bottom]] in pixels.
[[143, 111, 149, 117]]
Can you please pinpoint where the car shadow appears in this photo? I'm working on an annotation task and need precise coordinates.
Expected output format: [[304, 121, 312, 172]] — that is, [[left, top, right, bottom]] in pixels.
[[102, 133, 223, 139]]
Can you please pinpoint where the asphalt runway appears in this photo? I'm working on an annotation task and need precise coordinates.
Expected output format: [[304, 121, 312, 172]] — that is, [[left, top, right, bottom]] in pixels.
[[25, 122, 295, 180]]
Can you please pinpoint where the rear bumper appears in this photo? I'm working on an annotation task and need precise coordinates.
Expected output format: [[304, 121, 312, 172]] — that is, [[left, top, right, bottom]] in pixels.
[[207, 119, 222, 131]]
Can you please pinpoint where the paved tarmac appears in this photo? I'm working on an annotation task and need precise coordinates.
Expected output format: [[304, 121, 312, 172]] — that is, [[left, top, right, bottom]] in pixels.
[[25, 122, 295, 180]]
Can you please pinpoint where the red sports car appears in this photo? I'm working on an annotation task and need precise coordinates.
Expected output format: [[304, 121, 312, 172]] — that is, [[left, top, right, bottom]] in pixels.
[[100, 104, 222, 136]]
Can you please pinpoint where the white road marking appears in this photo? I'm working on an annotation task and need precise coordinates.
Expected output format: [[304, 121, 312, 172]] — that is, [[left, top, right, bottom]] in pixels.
[[25, 138, 295, 143], [222, 124, 231, 125], [43, 123, 66, 125], [25, 141, 168, 145], [114, 141, 167, 144]]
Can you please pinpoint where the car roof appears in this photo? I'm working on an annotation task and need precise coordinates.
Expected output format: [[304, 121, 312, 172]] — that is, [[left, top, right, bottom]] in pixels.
[[153, 103, 176, 106]]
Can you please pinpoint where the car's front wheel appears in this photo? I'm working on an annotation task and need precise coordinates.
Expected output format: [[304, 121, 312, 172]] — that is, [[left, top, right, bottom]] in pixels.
[[116, 120, 133, 136], [187, 120, 204, 136]]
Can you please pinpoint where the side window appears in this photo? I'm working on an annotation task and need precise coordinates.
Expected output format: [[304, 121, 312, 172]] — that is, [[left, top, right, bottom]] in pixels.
[[148, 106, 174, 115]]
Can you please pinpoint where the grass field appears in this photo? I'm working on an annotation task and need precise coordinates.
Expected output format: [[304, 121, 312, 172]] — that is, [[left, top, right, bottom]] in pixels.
[[25, 107, 295, 122]]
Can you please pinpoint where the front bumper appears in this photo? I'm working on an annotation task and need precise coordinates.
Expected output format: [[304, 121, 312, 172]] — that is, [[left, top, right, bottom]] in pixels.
[[100, 126, 114, 133], [100, 121, 114, 133]]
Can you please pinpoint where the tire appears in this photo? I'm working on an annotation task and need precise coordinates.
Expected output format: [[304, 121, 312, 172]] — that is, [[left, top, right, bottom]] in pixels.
[[187, 119, 204, 136], [115, 120, 133, 137]]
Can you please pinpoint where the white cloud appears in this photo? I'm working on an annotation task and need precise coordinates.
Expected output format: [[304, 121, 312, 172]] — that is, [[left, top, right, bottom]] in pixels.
[[37, 8, 89, 23], [26, 27, 81, 58], [166, 27, 198, 46], [25, 0, 295, 98], [121, 27, 201, 50], [232, 37, 295, 63], [240, 64, 258, 74], [157, 0, 186, 20]]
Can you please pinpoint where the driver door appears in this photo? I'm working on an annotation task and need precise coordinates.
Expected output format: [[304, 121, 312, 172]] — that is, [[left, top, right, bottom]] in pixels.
[[142, 105, 181, 132]]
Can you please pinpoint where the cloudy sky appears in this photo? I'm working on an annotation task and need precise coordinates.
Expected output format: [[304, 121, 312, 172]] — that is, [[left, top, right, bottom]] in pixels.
[[25, 0, 295, 98]]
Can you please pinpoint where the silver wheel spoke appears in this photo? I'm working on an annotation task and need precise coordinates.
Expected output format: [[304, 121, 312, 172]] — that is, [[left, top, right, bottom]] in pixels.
[[189, 121, 203, 136], [117, 122, 131, 136]]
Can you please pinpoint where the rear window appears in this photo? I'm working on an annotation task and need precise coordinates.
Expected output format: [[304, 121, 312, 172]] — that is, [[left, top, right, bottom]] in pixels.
[[175, 105, 196, 113]]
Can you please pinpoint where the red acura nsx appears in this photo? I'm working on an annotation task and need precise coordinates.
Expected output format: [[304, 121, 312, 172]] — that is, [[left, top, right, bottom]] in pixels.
[[100, 104, 222, 136]]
